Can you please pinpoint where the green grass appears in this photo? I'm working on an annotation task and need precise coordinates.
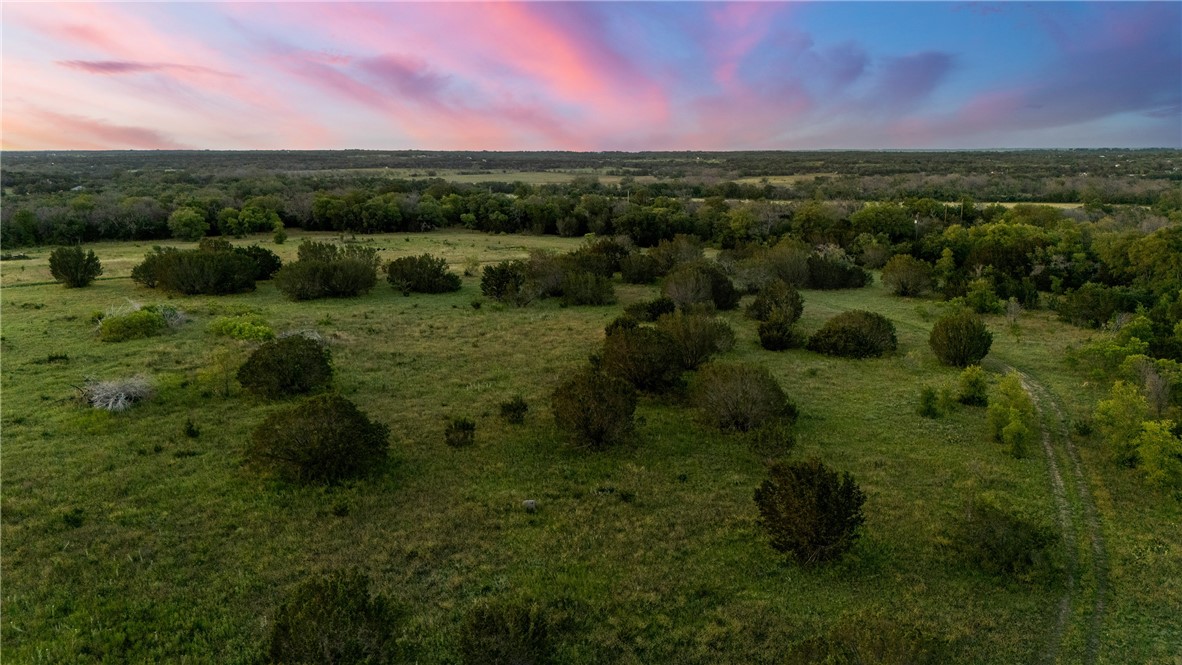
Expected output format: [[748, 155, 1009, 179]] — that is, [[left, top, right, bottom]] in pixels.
[[2, 232, 1178, 663]]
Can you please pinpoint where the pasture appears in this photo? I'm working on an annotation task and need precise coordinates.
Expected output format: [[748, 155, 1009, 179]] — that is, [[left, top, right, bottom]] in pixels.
[[1, 230, 1178, 663]]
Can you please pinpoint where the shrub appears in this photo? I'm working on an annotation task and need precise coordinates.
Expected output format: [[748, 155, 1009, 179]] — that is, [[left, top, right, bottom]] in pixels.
[[962, 278, 1004, 315], [655, 310, 735, 370], [754, 458, 866, 565], [208, 314, 275, 342], [445, 417, 476, 448], [234, 244, 282, 280], [386, 253, 462, 294], [693, 362, 797, 432], [80, 375, 153, 411], [49, 246, 103, 287], [248, 393, 389, 484], [918, 386, 941, 418], [623, 296, 676, 322], [99, 308, 167, 342], [929, 311, 993, 367], [947, 494, 1060, 583], [1135, 420, 1182, 490], [499, 396, 528, 425], [267, 570, 401, 664], [662, 261, 740, 310], [274, 241, 379, 300], [459, 599, 553, 665], [481, 260, 531, 304], [758, 312, 804, 351], [987, 373, 1036, 459], [881, 254, 934, 297], [560, 270, 616, 306], [237, 336, 332, 399], [619, 252, 659, 284], [1093, 380, 1150, 466], [604, 315, 639, 336], [957, 365, 989, 407], [807, 310, 898, 359], [807, 255, 870, 289], [552, 369, 637, 449], [746, 280, 803, 324], [131, 247, 257, 295], [599, 326, 683, 393]]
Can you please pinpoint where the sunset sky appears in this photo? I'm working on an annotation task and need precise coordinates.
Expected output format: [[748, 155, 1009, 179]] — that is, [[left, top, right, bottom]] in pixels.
[[3, 2, 1179, 151]]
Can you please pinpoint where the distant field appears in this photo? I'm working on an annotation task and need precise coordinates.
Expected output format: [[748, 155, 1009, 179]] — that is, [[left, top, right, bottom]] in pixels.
[[283, 167, 660, 186], [2, 231, 1177, 663]]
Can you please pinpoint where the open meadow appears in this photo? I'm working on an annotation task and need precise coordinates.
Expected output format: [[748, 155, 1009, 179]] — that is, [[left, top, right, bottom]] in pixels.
[[3, 229, 1178, 663]]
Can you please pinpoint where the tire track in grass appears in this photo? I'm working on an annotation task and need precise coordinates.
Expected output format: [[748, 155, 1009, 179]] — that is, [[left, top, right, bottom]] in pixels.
[[993, 360, 1107, 665]]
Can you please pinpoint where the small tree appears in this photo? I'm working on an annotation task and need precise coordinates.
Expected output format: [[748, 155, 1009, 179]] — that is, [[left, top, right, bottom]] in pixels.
[[987, 373, 1036, 458], [746, 279, 804, 324], [599, 326, 683, 393], [929, 311, 993, 367], [167, 206, 209, 241], [1135, 420, 1182, 490], [552, 369, 637, 449], [881, 254, 934, 297], [386, 253, 462, 294], [1093, 380, 1150, 466], [248, 393, 389, 484], [654, 310, 735, 370], [49, 246, 103, 287], [754, 458, 866, 565], [956, 365, 989, 407]]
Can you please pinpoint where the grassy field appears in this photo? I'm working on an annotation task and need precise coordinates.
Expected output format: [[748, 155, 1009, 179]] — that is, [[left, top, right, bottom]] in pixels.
[[2, 230, 1178, 663]]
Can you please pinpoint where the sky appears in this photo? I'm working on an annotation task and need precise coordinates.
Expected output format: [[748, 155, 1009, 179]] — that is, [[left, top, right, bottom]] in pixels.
[[2, 2, 1179, 151]]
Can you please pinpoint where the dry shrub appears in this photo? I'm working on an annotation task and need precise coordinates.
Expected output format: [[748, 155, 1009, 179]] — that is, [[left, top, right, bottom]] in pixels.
[[79, 375, 154, 412], [693, 362, 797, 432]]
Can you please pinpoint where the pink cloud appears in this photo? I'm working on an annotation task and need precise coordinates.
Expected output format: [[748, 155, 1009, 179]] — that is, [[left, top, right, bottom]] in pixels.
[[4, 109, 189, 150]]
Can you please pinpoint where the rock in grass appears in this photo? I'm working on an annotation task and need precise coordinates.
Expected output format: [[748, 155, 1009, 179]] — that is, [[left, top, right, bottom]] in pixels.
[[522, 499, 538, 513]]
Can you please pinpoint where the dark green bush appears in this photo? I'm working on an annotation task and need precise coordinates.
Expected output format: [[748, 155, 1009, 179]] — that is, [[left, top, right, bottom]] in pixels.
[[233, 244, 282, 280], [693, 362, 797, 432], [947, 495, 1061, 583], [808, 255, 871, 289], [758, 312, 804, 351], [600, 326, 683, 393], [552, 368, 637, 449], [663, 261, 741, 310], [918, 386, 941, 418], [49, 246, 103, 287], [560, 270, 616, 306], [754, 458, 866, 565], [655, 310, 735, 370], [99, 308, 167, 342], [499, 396, 528, 425], [274, 241, 379, 300], [649, 234, 704, 275], [746, 279, 803, 324], [237, 336, 332, 399], [619, 252, 659, 284], [267, 570, 402, 664], [604, 315, 639, 336], [622, 296, 676, 322], [247, 393, 389, 484], [131, 246, 257, 295], [386, 253, 462, 294], [807, 310, 898, 358], [459, 599, 553, 665], [929, 311, 993, 367], [481, 260, 530, 304], [1054, 282, 1151, 328], [445, 417, 476, 448]]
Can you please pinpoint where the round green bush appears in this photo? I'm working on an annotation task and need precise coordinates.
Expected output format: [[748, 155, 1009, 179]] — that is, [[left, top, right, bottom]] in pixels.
[[881, 254, 934, 297], [758, 312, 803, 351], [655, 310, 735, 370], [599, 326, 683, 393], [746, 279, 803, 324], [693, 362, 797, 432], [754, 458, 867, 565], [49, 246, 103, 288], [248, 393, 389, 484], [208, 315, 274, 342], [929, 311, 993, 367], [267, 570, 402, 664], [807, 310, 898, 359], [237, 336, 332, 398], [552, 369, 637, 449], [386, 253, 462, 294]]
